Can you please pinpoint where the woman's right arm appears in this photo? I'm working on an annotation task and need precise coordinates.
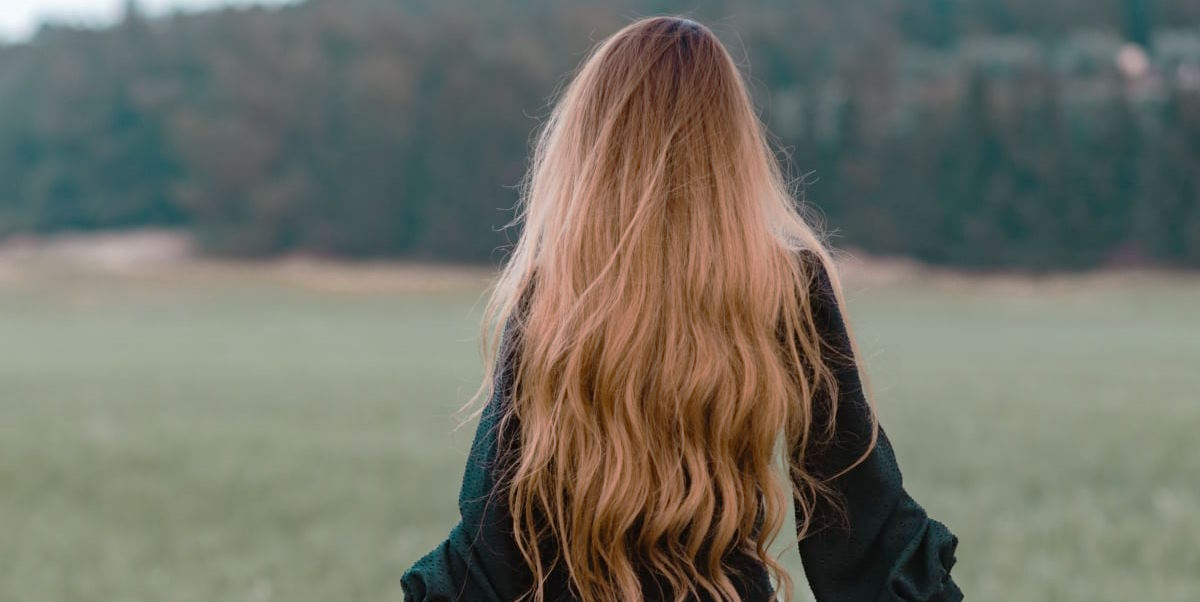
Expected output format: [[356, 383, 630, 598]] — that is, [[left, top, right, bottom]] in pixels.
[[400, 319, 541, 602]]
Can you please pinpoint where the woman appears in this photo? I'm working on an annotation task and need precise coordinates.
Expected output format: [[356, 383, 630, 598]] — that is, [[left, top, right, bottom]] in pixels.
[[402, 15, 961, 602]]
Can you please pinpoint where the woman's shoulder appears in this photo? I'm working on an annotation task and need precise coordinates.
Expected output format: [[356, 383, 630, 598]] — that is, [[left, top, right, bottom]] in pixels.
[[794, 245, 835, 281], [790, 247, 841, 323]]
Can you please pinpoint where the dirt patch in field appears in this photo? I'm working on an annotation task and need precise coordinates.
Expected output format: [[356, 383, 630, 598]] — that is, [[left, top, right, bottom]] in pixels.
[[0, 229, 193, 269], [0, 230, 495, 294], [0, 231, 1193, 296], [225, 257, 495, 294], [832, 248, 1197, 297]]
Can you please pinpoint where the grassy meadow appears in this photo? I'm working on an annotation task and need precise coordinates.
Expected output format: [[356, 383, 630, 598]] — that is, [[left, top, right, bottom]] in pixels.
[[1, 261, 1198, 601]]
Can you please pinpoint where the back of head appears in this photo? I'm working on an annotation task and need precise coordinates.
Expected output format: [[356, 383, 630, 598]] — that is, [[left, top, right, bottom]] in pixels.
[[473, 15, 859, 602]]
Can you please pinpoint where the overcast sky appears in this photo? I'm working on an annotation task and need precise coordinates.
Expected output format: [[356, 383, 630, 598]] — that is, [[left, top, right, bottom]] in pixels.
[[0, 0, 300, 42]]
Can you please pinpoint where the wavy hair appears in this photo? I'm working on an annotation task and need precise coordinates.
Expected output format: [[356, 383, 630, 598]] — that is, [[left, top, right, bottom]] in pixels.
[[465, 15, 877, 602]]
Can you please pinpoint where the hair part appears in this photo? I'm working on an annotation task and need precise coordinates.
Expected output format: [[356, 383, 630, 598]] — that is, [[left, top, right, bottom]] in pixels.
[[465, 15, 878, 602]]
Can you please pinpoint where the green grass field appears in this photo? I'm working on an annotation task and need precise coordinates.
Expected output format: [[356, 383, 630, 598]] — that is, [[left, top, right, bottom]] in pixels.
[[2, 267, 1198, 601]]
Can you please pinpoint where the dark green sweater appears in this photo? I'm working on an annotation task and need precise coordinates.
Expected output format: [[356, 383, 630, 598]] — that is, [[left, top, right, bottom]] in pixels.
[[401, 254, 962, 601]]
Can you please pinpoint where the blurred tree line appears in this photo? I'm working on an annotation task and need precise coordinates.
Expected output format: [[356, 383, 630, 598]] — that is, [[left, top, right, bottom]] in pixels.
[[0, 0, 1198, 268]]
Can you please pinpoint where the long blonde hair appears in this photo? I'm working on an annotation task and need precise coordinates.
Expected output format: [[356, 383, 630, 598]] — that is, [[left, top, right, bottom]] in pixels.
[[467, 15, 877, 602]]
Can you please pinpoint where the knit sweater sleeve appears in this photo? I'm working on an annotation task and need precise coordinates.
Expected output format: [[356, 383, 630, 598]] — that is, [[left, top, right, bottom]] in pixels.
[[400, 317, 540, 602], [795, 251, 963, 602]]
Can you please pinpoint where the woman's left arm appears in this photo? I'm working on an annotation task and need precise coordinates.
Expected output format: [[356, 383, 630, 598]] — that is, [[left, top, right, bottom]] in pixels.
[[795, 252, 963, 602]]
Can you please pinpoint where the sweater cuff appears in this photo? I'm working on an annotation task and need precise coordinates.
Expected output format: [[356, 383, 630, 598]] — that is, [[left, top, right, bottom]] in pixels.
[[883, 518, 962, 602]]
